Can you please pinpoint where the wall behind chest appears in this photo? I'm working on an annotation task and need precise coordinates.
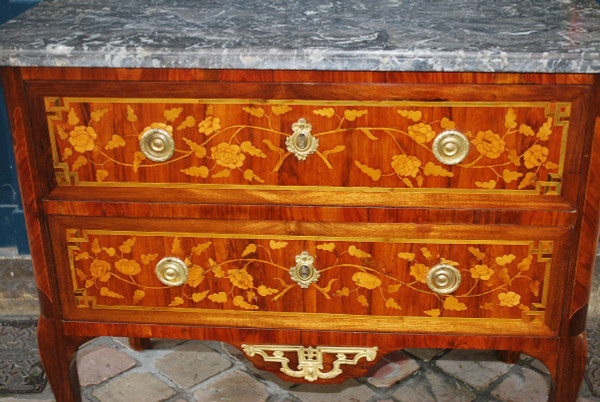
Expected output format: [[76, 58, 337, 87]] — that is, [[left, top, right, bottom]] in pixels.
[[0, 0, 40, 254]]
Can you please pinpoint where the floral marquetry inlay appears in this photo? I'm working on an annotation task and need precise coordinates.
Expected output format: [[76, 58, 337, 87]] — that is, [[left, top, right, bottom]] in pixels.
[[45, 98, 570, 194], [66, 230, 553, 323]]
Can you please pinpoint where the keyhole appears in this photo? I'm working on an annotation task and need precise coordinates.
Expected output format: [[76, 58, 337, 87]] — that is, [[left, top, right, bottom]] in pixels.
[[295, 133, 308, 150], [299, 265, 311, 279]]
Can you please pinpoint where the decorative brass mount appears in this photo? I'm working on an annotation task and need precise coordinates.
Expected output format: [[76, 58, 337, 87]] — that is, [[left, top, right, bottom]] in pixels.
[[426, 263, 462, 294], [432, 130, 470, 165], [155, 257, 188, 286], [289, 251, 320, 288], [139, 127, 175, 162], [241, 344, 378, 381], [286, 118, 319, 160]]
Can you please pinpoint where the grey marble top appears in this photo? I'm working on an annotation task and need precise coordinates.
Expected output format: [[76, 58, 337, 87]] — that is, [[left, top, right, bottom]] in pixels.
[[0, 0, 599, 73]]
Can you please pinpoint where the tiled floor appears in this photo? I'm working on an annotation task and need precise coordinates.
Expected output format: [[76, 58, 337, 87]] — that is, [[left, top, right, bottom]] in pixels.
[[1, 255, 599, 402]]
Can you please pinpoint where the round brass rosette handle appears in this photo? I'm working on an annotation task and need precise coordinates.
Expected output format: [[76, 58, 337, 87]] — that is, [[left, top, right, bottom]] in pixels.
[[432, 130, 470, 165], [286, 118, 319, 160], [155, 257, 188, 287], [426, 264, 461, 294], [289, 251, 320, 288], [139, 127, 175, 162]]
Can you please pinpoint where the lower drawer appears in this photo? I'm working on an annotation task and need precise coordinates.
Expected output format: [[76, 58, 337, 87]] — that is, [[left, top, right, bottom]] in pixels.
[[49, 216, 571, 336]]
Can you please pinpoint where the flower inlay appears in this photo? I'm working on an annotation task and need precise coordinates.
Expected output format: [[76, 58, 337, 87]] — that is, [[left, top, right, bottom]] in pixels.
[[46, 98, 569, 195], [67, 230, 553, 323]]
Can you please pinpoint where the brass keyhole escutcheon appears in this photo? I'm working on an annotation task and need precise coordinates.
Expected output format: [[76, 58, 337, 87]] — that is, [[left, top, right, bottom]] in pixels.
[[155, 257, 188, 287], [289, 251, 320, 288], [139, 127, 175, 162], [286, 118, 319, 160], [426, 264, 462, 294], [432, 130, 470, 165]]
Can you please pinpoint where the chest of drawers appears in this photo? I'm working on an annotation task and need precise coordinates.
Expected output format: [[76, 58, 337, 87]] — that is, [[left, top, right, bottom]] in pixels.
[[1, 1, 600, 400], [1, 67, 599, 401]]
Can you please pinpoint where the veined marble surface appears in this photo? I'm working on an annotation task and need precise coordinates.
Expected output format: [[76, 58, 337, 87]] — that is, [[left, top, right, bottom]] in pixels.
[[0, 0, 599, 72]]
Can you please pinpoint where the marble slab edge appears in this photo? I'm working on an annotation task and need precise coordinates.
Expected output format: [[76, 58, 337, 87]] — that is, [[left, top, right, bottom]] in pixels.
[[2, 47, 600, 73]]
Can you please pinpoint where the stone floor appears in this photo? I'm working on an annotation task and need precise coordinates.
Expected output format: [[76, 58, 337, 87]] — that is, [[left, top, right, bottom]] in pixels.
[[1, 254, 599, 402]]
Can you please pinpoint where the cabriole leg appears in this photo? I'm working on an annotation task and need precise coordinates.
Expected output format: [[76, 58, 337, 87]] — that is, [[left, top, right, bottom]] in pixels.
[[549, 332, 588, 402], [37, 315, 89, 402]]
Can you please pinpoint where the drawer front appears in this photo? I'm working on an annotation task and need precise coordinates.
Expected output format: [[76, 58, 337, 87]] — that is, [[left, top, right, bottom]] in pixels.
[[45, 97, 569, 197], [51, 218, 570, 335]]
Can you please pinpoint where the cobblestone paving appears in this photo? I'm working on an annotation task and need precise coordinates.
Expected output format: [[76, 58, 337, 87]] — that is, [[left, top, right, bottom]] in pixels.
[[1, 256, 599, 402], [2, 336, 599, 402]]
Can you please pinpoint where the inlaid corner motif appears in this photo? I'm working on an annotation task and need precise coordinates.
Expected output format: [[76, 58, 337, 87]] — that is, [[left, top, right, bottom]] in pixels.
[[46, 97, 569, 194], [66, 230, 552, 323]]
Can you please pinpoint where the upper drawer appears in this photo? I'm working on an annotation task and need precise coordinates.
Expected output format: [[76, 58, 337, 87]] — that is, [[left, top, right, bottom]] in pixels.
[[28, 82, 590, 209]]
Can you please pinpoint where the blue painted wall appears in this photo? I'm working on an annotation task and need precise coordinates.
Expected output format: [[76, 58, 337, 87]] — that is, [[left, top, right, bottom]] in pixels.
[[0, 0, 41, 254]]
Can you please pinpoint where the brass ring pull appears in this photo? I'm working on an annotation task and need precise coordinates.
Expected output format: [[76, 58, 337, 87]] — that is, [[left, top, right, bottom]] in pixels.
[[432, 130, 469, 165], [286, 118, 319, 160], [426, 264, 461, 294], [139, 127, 175, 162], [289, 251, 320, 288], [155, 257, 188, 287]]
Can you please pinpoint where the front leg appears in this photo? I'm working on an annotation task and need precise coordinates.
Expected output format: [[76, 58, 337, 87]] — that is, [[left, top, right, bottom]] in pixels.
[[37, 315, 92, 402], [549, 332, 588, 402]]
